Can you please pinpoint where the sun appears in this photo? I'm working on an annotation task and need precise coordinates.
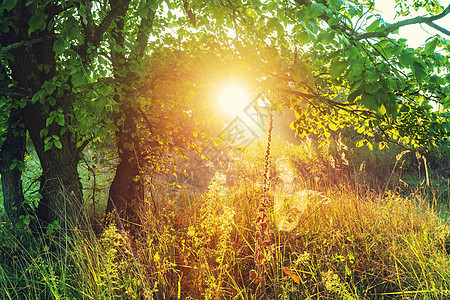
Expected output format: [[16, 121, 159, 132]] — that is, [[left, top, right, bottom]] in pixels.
[[217, 83, 251, 116]]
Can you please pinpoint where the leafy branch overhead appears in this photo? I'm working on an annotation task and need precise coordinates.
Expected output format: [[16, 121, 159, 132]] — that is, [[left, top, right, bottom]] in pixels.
[[211, 0, 450, 148], [355, 4, 450, 40]]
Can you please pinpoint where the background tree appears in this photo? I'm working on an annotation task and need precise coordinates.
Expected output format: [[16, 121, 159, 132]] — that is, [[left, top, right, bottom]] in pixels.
[[195, 0, 450, 149]]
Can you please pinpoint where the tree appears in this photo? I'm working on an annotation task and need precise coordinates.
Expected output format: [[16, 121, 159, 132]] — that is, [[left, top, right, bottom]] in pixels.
[[0, 0, 163, 231], [202, 0, 450, 149], [1, 0, 449, 237], [0, 0, 228, 233]]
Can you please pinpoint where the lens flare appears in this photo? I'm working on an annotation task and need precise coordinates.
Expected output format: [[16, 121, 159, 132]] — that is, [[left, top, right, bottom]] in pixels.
[[217, 83, 250, 116]]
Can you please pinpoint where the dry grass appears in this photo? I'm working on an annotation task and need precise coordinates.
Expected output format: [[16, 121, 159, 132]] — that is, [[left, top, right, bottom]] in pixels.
[[1, 139, 450, 299]]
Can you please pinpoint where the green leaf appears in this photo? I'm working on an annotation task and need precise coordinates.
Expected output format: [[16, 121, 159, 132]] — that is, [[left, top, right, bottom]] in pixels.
[[347, 88, 362, 103], [412, 62, 427, 81], [28, 11, 46, 34], [296, 31, 310, 44], [46, 115, 55, 127], [361, 93, 379, 111], [327, 16, 340, 27], [55, 115, 65, 126], [346, 46, 358, 59], [399, 52, 415, 67], [113, 44, 123, 53], [267, 18, 284, 36], [9, 162, 17, 171], [54, 139, 62, 149], [307, 19, 319, 34], [309, 3, 324, 17], [366, 69, 378, 83], [98, 127, 108, 139], [2, 0, 17, 11], [17, 161, 25, 172], [31, 90, 44, 104], [429, 75, 441, 84], [329, 60, 347, 79], [48, 97, 56, 106], [445, 73, 450, 82], [348, 5, 359, 17], [387, 78, 398, 90], [99, 85, 110, 97], [53, 39, 66, 55], [44, 141, 53, 151], [317, 31, 334, 43], [267, 1, 277, 11], [71, 72, 84, 87], [349, 60, 363, 77], [23, 215, 30, 226], [365, 81, 382, 94], [423, 38, 438, 56], [149, 0, 158, 12], [76, 140, 84, 148], [366, 19, 380, 32]]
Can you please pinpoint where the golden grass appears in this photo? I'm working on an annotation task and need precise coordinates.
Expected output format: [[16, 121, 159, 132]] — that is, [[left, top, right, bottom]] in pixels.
[[1, 140, 450, 299]]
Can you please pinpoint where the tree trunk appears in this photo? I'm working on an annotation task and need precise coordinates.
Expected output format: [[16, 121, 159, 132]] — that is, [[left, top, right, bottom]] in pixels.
[[1, 2, 85, 231], [106, 101, 144, 231], [0, 109, 27, 227], [24, 103, 85, 230], [106, 1, 146, 232]]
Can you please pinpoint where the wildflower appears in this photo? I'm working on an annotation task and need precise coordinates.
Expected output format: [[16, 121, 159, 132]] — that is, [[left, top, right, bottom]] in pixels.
[[294, 252, 311, 267]]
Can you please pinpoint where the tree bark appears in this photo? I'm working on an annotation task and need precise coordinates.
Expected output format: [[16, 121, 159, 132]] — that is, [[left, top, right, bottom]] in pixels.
[[0, 109, 27, 227], [24, 102, 85, 230], [106, 100, 145, 231], [1, 2, 85, 231], [106, 0, 146, 232]]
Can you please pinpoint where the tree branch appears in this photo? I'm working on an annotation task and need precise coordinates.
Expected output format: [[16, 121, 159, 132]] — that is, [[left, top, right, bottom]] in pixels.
[[81, 0, 96, 43], [0, 37, 44, 57], [93, 0, 131, 46], [355, 4, 450, 40], [135, 6, 156, 58], [425, 21, 450, 36], [274, 87, 354, 109]]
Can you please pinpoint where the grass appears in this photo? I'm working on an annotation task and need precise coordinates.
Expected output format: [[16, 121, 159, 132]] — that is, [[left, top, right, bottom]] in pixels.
[[1, 138, 450, 299]]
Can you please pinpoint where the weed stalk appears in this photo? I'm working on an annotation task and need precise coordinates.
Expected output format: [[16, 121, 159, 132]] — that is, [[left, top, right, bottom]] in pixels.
[[251, 109, 274, 296]]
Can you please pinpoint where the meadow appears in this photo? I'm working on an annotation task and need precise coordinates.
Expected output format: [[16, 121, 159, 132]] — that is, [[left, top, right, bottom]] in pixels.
[[1, 133, 450, 299]]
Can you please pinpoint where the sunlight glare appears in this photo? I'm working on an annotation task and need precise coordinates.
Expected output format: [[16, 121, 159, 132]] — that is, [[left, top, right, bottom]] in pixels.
[[217, 83, 250, 116]]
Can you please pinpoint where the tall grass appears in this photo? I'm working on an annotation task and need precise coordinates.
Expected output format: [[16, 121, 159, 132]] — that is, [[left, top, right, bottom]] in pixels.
[[1, 139, 450, 299]]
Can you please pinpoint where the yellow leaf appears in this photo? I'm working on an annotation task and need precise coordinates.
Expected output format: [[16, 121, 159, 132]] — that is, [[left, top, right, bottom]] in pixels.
[[282, 266, 291, 275], [292, 274, 300, 284], [249, 269, 258, 280], [329, 122, 337, 131], [356, 139, 365, 147]]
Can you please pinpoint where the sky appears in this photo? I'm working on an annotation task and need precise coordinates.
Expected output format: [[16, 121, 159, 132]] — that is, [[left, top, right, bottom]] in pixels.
[[374, 0, 450, 48]]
